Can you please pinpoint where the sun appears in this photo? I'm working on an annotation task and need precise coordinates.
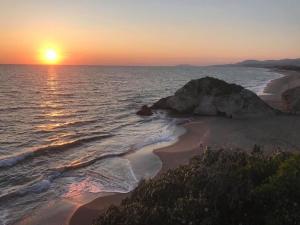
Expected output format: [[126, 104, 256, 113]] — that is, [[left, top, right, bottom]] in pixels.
[[43, 48, 60, 64]]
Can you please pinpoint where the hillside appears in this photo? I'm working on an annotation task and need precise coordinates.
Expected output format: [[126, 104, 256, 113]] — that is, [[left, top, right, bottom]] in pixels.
[[235, 58, 300, 68]]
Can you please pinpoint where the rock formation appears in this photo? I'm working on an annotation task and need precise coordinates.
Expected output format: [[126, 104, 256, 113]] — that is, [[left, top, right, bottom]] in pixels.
[[136, 105, 153, 116], [152, 77, 276, 118]]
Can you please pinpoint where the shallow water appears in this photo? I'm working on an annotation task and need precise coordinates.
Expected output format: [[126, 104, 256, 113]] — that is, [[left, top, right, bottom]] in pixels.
[[0, 65, 282, 225]]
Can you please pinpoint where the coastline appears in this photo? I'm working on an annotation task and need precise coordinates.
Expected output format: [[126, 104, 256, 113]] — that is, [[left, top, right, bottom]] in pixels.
[[67, 68, 300, 225], [260, 69, 300, 111]]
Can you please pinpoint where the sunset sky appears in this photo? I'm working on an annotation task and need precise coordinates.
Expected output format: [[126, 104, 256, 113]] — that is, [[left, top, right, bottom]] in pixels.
[[0, 0, 299, 65]]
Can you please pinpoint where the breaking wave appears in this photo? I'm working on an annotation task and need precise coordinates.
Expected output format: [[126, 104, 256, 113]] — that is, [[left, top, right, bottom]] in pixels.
[[0, 135, 113, 168]]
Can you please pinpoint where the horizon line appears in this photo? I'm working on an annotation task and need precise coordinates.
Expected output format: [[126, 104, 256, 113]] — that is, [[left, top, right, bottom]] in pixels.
[[0, 63, 219, 67], [1, 57, 299, 68]]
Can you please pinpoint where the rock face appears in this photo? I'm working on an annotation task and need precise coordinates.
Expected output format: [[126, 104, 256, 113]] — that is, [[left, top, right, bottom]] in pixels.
[[282, 87, 300, 114], [152, 77, 276, 118], [136, 105, 153, 116]]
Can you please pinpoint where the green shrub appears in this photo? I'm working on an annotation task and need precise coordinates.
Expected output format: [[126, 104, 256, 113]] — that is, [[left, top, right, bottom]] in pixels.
[[94, 147, 300, 225]]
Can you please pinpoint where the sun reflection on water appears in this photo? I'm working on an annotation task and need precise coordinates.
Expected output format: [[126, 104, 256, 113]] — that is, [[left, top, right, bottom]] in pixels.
[[46, 67, 59, 92], [36, 67, 74, 140]]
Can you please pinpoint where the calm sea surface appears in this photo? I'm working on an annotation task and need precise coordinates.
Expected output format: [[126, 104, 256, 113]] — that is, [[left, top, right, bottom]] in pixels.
[[0, 65, 282, 225]]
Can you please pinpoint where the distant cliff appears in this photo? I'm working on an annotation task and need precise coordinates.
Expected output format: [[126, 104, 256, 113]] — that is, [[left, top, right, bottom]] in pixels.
[[234, 58, 300, 69]]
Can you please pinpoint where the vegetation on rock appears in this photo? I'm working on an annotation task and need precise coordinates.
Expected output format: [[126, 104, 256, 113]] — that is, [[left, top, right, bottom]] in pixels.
[[94, 147, 300, 225]]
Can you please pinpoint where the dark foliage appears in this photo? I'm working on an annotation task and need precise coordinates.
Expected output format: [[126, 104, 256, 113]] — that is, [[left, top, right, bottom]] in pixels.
[[94, 147, 300, 225]]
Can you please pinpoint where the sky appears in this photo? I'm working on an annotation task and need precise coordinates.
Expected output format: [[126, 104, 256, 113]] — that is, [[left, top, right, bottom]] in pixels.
[[0, 0, 299, 65]]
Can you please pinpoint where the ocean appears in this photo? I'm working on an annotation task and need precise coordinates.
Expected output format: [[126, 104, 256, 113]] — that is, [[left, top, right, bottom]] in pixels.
[[0, 65, 283, 225]]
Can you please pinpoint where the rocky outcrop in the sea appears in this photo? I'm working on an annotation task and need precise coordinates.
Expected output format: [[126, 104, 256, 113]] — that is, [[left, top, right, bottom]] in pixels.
[[136, 105, 153, 116], [282, 87, 300, 114], [152, 77, 276, 118]]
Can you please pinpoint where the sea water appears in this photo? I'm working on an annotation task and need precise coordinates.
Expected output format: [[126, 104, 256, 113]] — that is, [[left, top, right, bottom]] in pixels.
[[0, 65, 283, 225]]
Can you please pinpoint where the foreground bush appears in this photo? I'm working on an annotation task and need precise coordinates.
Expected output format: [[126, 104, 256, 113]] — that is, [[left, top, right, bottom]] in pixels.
[[94, 147, 300, 225]]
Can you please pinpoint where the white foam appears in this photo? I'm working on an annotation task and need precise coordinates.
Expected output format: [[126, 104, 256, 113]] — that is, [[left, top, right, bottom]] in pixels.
[[63, 158, 138, 198], [133, 120, 181, 151], [257, 71, 285, 95]]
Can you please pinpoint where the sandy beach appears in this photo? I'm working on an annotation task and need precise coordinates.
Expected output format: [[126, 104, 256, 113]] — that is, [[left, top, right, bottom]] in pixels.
[[261, 69, 300, 110], [67, 68, 300, 225]]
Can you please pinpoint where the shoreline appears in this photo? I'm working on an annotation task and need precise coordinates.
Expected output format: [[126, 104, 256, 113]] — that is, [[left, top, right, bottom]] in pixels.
[[69, 122, 203, 225], [68, 68, 300, 225], [260, 69, 300, 111]]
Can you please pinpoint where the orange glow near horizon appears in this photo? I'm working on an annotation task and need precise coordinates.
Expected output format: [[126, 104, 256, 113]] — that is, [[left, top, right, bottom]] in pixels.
[[0, 1, 299, 66]]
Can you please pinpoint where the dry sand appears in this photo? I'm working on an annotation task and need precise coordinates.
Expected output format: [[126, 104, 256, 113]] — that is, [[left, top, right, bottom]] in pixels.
[[66, 69, 300, 225]]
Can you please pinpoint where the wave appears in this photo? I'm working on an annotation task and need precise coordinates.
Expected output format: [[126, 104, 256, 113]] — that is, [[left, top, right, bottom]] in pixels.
[[45, 122, 180, 179], [0, 105, 64, 112], [0, 117, 183, 203], [58, 121, 182, 173], [0, 154, 138, 203], [0, 150, 139, 202], [49, 93, 75, 97], [0, 134, 113, 169], [0, 177, 55, 203], [54, 151, 131, 173], [34, 119, 99, 133], [0, 118, 180, 170], [58, 119, 99, 128]]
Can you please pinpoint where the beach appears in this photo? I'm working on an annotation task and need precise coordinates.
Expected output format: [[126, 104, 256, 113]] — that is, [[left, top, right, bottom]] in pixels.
[[68, 68, 300, 225], [261, 69, 300, 110]]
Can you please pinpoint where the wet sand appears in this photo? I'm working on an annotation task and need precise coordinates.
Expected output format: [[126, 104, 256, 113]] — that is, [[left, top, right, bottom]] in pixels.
[[68, 193, 130, 225]]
